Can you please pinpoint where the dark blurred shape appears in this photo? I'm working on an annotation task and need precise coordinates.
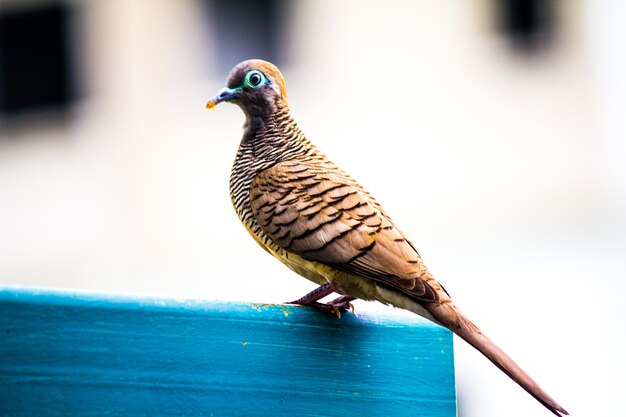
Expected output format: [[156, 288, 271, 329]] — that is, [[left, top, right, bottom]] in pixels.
[[0, 3, 74, 116], [495, 0, 557, 53], [205, 0, 289, 73]]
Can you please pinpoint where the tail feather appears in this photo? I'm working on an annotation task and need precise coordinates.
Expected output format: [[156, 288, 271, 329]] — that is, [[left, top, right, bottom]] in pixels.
[[429, 302, 569, 416]]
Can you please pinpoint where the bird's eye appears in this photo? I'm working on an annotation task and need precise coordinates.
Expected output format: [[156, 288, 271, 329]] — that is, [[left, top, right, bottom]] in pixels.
[[244, 70, 266, 88], [249, 73, 262, 85]]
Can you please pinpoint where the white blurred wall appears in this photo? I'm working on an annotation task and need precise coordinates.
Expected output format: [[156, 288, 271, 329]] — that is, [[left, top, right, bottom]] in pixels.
[[0, 1, 624, 416]]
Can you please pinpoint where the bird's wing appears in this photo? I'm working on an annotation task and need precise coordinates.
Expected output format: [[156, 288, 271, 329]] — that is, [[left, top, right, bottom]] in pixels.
[[250, 160, 439, 303]]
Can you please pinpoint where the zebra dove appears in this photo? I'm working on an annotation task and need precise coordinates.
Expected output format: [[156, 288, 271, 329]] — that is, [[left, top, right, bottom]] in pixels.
[[206, 59, 568, 416]]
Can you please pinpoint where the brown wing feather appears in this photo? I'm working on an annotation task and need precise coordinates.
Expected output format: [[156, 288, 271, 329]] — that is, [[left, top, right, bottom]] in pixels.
[[250, 160, 438, 303]]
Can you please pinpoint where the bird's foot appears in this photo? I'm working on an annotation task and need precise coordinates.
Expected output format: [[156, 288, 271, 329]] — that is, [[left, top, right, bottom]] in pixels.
[[312, 301, 344, 319], [286, 296, 357, 319], [284, 284, 356, 318], [326, 295, 356, 313]]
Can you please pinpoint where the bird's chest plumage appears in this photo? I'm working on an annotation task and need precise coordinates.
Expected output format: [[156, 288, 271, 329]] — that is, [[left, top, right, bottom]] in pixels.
[[229, 138, 335, 287], [229, 145, 275, 248]]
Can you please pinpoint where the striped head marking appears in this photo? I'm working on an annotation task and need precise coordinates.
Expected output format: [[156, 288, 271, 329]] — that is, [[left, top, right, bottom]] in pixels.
[[206, 59, 288, 117]]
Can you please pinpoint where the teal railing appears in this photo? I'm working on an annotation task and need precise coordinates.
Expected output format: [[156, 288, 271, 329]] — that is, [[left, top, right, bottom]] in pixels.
[[0, 288, 456, 416]]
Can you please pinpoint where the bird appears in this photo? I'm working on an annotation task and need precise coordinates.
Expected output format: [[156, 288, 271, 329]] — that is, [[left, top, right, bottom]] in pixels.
[[206, 59, 568, 416]]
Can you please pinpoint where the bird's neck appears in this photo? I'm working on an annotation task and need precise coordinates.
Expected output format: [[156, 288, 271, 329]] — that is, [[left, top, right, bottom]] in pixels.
[[240, 103, 314, 168], [229, 103, 316, 232]]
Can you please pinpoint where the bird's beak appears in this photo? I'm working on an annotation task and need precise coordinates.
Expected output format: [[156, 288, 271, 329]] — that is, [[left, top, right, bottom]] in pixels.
[[206, 87, 240, 111]]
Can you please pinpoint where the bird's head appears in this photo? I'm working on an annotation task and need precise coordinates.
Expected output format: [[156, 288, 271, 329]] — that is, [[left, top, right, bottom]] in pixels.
[[206, 59, 288, 118]]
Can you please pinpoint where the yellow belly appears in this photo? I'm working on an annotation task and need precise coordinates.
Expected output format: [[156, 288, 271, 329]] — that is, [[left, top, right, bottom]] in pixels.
[[246, 227, 373, 297], [245, 225, 438, 322]]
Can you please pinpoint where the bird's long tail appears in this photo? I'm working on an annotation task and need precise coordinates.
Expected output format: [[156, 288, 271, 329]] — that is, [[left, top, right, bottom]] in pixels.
[[428, 302, 569, 416]]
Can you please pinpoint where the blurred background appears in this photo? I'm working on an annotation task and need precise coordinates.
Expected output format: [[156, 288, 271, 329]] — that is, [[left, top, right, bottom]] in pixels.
[[1, 0, 624, 416]]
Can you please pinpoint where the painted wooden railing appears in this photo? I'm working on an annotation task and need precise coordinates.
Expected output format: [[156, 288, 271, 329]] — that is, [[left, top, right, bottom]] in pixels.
[[0, 288, 457, 416]]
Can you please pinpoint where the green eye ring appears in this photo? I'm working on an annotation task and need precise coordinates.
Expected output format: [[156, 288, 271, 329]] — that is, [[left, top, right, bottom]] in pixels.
[[243, 70, 267, 89]]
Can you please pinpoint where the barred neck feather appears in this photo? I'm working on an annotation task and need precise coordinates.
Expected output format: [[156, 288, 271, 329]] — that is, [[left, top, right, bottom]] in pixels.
[[230, 103, 316, 229], [241, 103, 314, 164]]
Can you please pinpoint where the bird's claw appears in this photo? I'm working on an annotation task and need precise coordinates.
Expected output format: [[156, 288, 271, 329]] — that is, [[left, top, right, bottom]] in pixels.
[[314, 302, 344, 319], [327, 300, 354, 313], [284, 299, 354, 319], [327, 296, 356, 314], [285, 290, 356, 319]]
